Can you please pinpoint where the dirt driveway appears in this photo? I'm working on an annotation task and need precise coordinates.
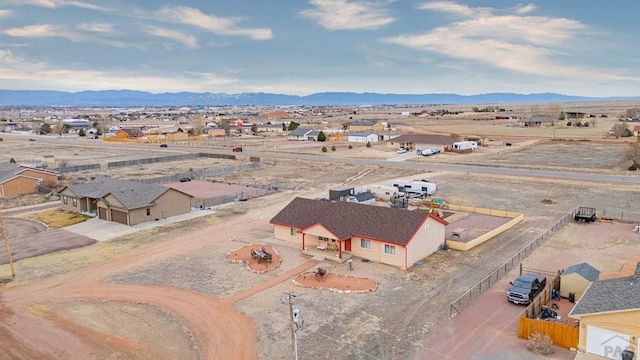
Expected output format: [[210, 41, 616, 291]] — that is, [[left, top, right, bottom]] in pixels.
[[0, 218, 96, 265]]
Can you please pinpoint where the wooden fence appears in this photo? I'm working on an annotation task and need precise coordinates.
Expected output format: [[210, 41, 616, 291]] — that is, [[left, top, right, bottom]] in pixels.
[[518, 317, 579, 349]]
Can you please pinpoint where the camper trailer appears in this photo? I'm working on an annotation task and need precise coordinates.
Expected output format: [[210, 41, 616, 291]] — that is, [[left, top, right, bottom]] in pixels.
[[452, 141, 478, 150], [392, 180, 437, 196]]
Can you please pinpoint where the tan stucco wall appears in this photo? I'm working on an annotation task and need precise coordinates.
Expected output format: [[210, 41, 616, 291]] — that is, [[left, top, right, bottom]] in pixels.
[[58, 188, 79, 212], [273, 224, 302, 245], [405, 217, 446, 267], [349, 236, 401, 266], [128, 189, 191, 225], [577, 311, 640, 352], [560, 274, 592, 299], [0, 177, 40, 197]]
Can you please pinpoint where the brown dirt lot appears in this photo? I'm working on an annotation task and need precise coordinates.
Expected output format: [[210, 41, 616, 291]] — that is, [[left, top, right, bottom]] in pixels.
[[1, 119, 640, 359]]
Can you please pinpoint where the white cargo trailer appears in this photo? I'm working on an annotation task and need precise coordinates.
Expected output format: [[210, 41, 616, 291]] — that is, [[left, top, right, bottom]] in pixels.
[[392, 180, 436, 196], [452, 141, 477, 150]]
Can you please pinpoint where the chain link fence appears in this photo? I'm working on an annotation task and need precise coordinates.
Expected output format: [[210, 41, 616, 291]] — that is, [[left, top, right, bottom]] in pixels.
[[449, 207, 579, 318]]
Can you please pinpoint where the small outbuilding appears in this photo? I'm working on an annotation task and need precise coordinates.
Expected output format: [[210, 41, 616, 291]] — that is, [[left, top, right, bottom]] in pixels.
[[560, 262, 600, 300]]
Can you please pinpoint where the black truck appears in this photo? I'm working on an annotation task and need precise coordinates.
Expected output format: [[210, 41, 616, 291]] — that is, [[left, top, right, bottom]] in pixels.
[[574, 207, 596, 222], [507, 273, 547, 305]]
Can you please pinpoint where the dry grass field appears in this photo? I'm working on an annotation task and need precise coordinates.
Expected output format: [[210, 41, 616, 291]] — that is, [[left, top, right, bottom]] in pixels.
[[1, 101, 640, 359]]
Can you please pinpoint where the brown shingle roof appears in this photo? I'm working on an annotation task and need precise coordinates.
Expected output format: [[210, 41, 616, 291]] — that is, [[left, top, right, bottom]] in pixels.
[[270, 197, 447, 245]]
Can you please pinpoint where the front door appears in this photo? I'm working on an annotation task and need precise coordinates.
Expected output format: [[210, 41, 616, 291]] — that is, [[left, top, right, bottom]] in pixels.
[[345, 239, 351, 251]]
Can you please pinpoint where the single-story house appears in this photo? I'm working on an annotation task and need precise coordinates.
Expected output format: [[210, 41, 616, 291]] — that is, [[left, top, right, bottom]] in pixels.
[[58, 178, 192, 225], [633, 126, 640, 137], [0, 164, 59, 197], [269, 197, 448, 269], [386, 134, 457, 151], [288, 128, 319, 141], [347, 131, 379, 143], [207, 128, 226, 137], [344, 121, 385, 132], [569, 263, 640, 359], [560, 262, 600, 300], [521, 115, 553, 127]]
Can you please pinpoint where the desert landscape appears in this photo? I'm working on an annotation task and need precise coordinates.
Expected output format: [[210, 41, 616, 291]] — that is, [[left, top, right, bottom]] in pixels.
[[1, 103, 640, 360]]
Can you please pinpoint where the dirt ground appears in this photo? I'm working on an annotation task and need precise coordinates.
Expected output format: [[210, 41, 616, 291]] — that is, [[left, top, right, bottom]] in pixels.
[[1, 117, 640, 359]]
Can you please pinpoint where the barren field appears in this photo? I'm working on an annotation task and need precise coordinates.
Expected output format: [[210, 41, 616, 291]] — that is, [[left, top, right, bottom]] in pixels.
[[1, 114, 640, 360]]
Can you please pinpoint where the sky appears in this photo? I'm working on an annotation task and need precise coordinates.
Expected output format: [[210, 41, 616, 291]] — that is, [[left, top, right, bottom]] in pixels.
[[0, 1, 639, 97]]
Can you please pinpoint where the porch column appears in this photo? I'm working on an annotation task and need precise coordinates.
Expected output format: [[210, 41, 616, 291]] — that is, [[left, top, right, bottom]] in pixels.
[[338, 240, 342, 259], [301, 233, 305, 251]]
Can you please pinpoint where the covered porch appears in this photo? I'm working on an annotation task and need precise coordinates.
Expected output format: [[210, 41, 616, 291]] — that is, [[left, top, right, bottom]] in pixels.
[[300, 232, 353, 262]]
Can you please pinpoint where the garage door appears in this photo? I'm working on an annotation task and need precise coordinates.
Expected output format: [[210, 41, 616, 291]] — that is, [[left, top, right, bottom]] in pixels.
[[586, 325, 630, 359], [98, 208, 107, 220], [110, 210, 128, 225]]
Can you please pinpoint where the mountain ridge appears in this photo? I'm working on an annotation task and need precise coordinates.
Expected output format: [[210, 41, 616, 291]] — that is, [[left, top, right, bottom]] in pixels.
[[0, 89, 637, 107]]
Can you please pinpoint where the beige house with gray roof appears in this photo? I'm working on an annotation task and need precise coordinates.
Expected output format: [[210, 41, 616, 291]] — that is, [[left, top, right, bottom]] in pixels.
[[59, 178, 192, 225], [269, 197, 448, 269]]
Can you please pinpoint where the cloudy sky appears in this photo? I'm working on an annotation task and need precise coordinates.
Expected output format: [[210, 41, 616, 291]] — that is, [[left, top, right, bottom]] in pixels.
[[0, 1, 638, 97]]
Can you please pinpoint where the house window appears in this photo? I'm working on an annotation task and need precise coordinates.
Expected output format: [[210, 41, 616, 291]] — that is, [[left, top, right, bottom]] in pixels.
[[63, 196, 68, 205], [384, 244, 396, 256], [146, 208, 151, 216], [360, 239, 371, 250], [290, 228, 296, 236], [72, 198, 77, 207]]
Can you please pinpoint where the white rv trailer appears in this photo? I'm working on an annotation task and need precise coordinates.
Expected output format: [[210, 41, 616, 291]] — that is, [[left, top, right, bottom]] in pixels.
[[452, 141, 478, 150], [391, 180, 437, 196]]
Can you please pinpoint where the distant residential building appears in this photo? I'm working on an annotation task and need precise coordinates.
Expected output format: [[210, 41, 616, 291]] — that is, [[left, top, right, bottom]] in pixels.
[[344, 120, 385, 132], [0, 164, 59, 197], [288, 128, 319, 141], [347, 131, 379, 143]]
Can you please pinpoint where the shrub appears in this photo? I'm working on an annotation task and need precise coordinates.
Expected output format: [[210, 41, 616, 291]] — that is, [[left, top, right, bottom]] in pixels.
[[526, 333, 554, 355], [366, 141, 371, 148], [575, 121, 582, 127], [317, 131, 327, 142], [321, 146, 327, 153], [331, 145, 336, 151], [9, 157, 16, 164], [348, 144, 353, 149], [566, 121, 572, 126], [629, 164, 638, 171]]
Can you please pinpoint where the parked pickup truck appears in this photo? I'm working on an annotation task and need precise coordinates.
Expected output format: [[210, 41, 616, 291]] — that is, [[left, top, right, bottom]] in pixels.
[[507, 273, 547, 305]]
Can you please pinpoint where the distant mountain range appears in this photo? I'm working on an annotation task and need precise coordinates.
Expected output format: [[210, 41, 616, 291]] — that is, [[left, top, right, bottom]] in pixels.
[[0, 89, 637, 107]]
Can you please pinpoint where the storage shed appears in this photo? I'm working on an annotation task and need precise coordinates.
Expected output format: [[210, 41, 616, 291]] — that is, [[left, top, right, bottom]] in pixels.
[[560, 262, 600, 300], [329, 186, 355, 201]]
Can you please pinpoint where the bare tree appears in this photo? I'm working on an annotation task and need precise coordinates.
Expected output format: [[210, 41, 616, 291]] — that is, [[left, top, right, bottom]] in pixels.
[[610, 122, 629, 138], [546, 104, 563, 125], [625, 108, 638, 120], [622, 140, 640, 169], [192, 119, 204, 135]]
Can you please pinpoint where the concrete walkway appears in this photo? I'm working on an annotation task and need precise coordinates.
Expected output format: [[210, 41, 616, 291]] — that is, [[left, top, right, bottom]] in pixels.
[[65, 210, 215, 242]]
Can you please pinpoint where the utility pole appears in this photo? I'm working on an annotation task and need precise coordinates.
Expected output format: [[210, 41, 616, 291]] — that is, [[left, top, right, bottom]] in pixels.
[[282, 292, 301, 360], [0, 210, 16, 278]]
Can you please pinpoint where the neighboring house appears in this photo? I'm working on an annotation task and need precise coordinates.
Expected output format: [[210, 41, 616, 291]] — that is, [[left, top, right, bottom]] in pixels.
[[58, 178, 192, 225], [386, 134, 457, 151], [347, 131, 379, 143], [633, 126, 640, 137], [269, 197, 448, 269], [345, 121, 385, 132], [521, 115, 553, 127], [0, 122, 18, 132], [563, 112, 586, 121], [207, 128, 226, 137], [569, 263, 640, 359], [115, 129, 133, 139], [560, 262, 600, 299], [288, 128, 319, 141], [12, 127, 35, 135], [0, 164, 59, 197]]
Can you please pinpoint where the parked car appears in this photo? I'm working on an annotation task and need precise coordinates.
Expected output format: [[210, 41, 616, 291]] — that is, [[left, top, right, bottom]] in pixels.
[[507, 273, 547, 305], [179, 177, 191, 182], [232, 147, 243, 152], [28, 138, 36, 142], [396, 147, 407, 154], [160, 143, 168, 148]]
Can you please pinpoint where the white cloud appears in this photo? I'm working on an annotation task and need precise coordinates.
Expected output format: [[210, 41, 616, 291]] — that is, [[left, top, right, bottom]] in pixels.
[[383, 2, 621, 80], [155, 6, 272, 40], [515, 3, 537, 15], [0, 50, 238, 92], [144, 26, 199, 49], [76, 22, 114, 33], [5, 0, 105, 11], [300, 0, 395, 30], [0, 9, 12, 17], [3, 24, 84, 42]]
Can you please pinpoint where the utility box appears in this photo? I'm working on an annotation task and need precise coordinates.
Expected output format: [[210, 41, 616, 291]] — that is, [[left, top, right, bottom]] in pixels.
[[451, 228, 468, 241]]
